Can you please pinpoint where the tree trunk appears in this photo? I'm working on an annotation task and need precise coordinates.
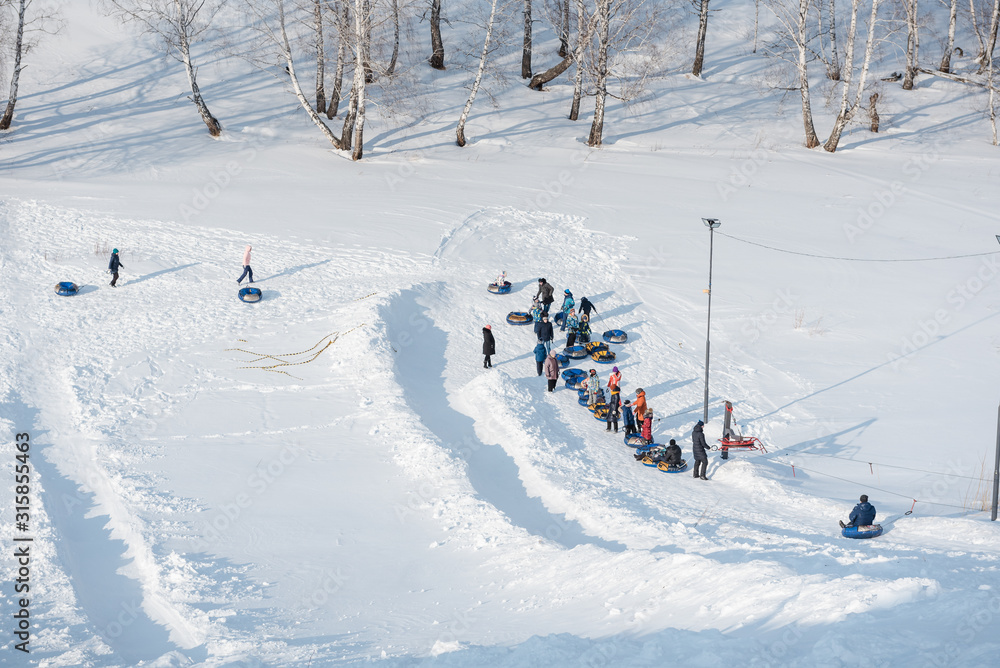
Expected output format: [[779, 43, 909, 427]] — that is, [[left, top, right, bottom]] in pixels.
[[387, 0, 400, 75], [587, 0, 610, 146], [902, 0, 918, 89], [692, 0, 710, 77], [797, 0, 820, 147], [569, 0, 587, 119], [429, 0, 445, 69], [177, 5, 222, 137], [362, 0, 374, 82], [341, 84, 357, 149], [0, 0, 26, 130], [828, 0, 841, 79], [278, 0, 343, 148], [352, 0, 368, 159], [990, 53, 998, 144], [869, 92, 880, 131], [529, 56, 571, 89], [559, 0, 570, 57], [327, 0, 349, 118], [457, 0, 500, 145], [825, 0, 880, 151], [522, 0, 533, 78], [939, 0, 958, 72], [315, 0, 327, 113], [978, 0, 1000, 75]]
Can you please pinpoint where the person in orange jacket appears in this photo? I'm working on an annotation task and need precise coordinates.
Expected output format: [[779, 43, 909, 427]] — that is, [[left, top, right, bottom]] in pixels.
[[633, 388, 647, 421]]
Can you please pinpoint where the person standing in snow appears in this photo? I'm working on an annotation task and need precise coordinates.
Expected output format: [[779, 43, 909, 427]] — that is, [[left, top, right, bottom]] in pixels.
[[585, 368, 601, 406], [633, 388, 647, 422], [535, 278, 555, 315], [530, 298, 543, 323], [482, 325, 496, 368], [237, 245, 254, 284], [692, 420, 710, 480], [108, 248, 125, 287], [607, 366, 621, 391], [578, 314, 592, 344], [641, 410, 654, 444], [559, 290, 575, 330], [543, 351, 560, 392], [534, 343, 547, 376], [564, 309, 579, 347], [535, 314, 554, 354], [840, 495, 877, 528], [622, 399, 637, 436], [579, 296, 598, 320], [605, 382, 621, 432]]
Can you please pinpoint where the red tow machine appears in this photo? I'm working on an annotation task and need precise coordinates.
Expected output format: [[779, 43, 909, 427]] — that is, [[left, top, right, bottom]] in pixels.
[[716, 401, 767, 459]]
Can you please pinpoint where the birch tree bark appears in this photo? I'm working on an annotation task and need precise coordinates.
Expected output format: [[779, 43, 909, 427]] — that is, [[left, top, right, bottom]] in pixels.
[[429, 0, 445, 68], [977, 0, 1000, 74], [0, 0, 27, 130], [827, 0, 841, 78], [386, 0, 400, 75], [350, 0, 367, 159], [569, 0, 588, 119], [522, 0, 532, 77], [796, 0, 820, 146], [326, 0, 349, 117], [457, 0, 500, 145], [559, 0, 570, 56], [587, 0, 610, 145], [824, 0, 880, 151], [939, 0, 957, 71], [901, 0, 918, 88], [692, 0, 710, 77], [314, 0, 327, 112]]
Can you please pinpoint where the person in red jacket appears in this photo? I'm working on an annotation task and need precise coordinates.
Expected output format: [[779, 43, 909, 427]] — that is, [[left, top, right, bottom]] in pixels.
[[641, 409, 654, 444]]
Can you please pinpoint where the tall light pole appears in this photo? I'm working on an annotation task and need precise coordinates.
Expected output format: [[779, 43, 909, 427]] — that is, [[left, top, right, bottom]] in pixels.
[[702, 218, 721, 424]]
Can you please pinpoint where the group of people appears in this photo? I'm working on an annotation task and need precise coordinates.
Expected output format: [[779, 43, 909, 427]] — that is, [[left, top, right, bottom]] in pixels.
[[105, 246, 255, 287]]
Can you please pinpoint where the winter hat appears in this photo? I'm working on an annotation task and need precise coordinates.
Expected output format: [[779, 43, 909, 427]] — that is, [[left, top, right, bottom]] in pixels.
[[695, 420, 704, 427], [645, 410, 653, 417], [564, 289, 571, 294], [636, 388, 644, 394], [669, 439, 676, 445], [112, 248, 119, 254], [549, 351, 556, 357], [612, 366, 619, 372], [860, 494, 868, 503], [539, 278, 546, 283], [485, 325, 491, 330], [623, 399, 631, 405]]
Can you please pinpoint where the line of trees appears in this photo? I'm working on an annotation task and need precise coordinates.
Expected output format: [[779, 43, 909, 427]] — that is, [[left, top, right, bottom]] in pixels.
[[2, 0, 998, 156]]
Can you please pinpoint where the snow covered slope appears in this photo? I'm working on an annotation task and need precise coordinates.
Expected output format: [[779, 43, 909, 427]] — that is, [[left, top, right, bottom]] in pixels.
[[1, 0, 1000, 666]]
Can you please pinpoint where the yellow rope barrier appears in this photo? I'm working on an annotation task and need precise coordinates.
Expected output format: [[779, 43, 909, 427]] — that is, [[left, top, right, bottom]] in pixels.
[[227, 325, 366, 379]]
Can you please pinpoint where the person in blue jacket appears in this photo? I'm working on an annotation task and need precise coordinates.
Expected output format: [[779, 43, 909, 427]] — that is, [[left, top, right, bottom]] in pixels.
[[108, 248, 125, 287], [840, 495, 876, 528], [622, 399, 637, 436], [559, 290, 575, 330], [533, 343, 548, 376]]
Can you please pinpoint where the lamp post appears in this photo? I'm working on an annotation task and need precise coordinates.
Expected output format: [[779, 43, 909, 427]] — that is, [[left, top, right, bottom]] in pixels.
[[702, 218, 721, 424]]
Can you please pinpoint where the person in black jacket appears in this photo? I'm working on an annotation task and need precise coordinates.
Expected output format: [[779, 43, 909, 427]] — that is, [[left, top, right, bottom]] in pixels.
[[482, 325, 495, 368], [108, 248, 124, 287], [579, 296, 598, 319], [840, 495, 877, 528], [691, 420, 710, 480], [535, 278, 555, 315], [535, 314, 554, 354], [664, 440, 683, 468]]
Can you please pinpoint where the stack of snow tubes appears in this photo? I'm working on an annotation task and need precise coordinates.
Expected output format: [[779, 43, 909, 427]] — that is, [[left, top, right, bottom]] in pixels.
[[592, 350, 616, 363], [564, 345, 588, 359]]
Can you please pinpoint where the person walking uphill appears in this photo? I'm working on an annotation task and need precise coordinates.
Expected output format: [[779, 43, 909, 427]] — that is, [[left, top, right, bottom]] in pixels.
[[534, 343, 548, 376], [535, 278, 555, 315], [237, 245, 254, 284], [840, 495, 877, 528], [108, 248, 125, 287], [692, 420, 710, 480], [579, 296, 598, 319], [482, 325, 496, 368], [543, 351, 560, 392]]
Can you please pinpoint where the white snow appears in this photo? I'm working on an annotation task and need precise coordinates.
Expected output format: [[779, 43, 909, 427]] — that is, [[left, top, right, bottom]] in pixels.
[[1, 0, 1000, 666]]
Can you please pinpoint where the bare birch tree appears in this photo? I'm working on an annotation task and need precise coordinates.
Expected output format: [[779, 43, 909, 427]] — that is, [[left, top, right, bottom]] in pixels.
[[587, 0, 610, 144], [457, 0, 503, 144], [314, 0, 327, 111], [326, 0, 350, 117], [429, 0, 445, 68], [900, 0, 918, 88], [691, 0, 711, 77], [824, 0, 881, 150], [938, 0, 957, 71], [386, 0, 400, 74], [763, 0, 821, 146], [104, 0, 223, 136], [522, 0, 532, 77], [569, 0, 590, 118], [978, 0, 1000, 74], [0, 0, 27, 130]]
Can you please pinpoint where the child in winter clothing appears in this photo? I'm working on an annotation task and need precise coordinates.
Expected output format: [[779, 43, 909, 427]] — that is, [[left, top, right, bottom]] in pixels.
[[237, 245, 254, 284], [560, 290, 575, 330], [108, 248, 125, 287], [530, 299, 543, 323], [641, 410, 653, 444], [622, 400, 637, 436], [633, 389, 647, 422], [578, 314, 592, 344], [585, 369, 600, 406], [565, 309, 579, 347], [534, 343, 547, 376]]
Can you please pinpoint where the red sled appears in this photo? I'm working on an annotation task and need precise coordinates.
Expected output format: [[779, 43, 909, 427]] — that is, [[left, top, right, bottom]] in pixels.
[[716, 401, 768, 453]]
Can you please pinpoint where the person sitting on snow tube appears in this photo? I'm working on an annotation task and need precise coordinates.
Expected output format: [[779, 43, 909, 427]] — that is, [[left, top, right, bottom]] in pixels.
[[840, 494, 876, 528], [664, 440, 682, 467]]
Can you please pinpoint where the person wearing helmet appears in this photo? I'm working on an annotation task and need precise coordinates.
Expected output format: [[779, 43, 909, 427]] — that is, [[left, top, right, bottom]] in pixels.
[[108, 248, 125, 287]]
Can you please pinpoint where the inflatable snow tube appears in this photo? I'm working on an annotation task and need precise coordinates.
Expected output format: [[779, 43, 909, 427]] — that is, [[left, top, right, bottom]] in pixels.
[[593, 406, 609, 420], [566, 378, 587, 390], [623, 434, 646, 447], [578, 396, 593, 406], [585, 342, 608, 354], [487, 281, 512, 294], [658, 459, 688, 473], [55, 281, 79, 296], [602, 329, 628, 344], [553, 311, 565, 325], [641, 455, 660, 467], [842, 524, 883, 539], [588, 402, 606, 414], [564, 345, 588, 359], [506, 311, 533, 325], [555, 353, 569, 368], [562, 368, 586, 381], [239, 287, 263, 303], [592, 350, 616, 364]]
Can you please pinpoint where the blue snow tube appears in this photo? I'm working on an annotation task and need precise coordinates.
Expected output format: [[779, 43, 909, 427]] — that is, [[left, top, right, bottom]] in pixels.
[[585, 342, 608, 354], [488, 281, 512, 294], [239, 287, 263, 303], [842, 524, 883, 539], [624, 434, 646, 447], [55, 282, 79, 296], [566, 378, 587, 390], [562, 368, 586, 381], [553, 311, 565, 326], [555, 352, 569, 368], [564, 345, 588, 359], [506, 311, 533, 325], [603, 329, 628, 344]]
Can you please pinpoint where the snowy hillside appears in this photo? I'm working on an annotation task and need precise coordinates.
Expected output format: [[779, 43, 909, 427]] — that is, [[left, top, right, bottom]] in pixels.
[[2, 0, 1000, 666]]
